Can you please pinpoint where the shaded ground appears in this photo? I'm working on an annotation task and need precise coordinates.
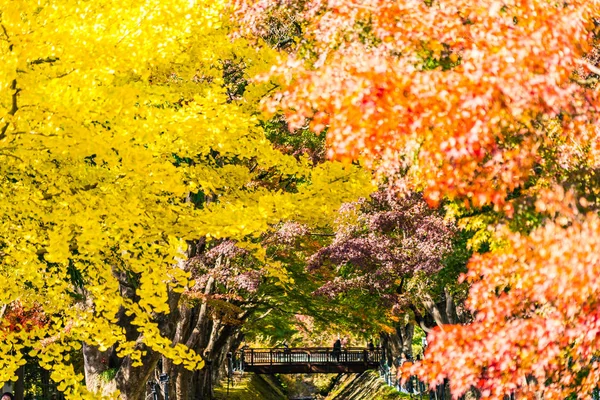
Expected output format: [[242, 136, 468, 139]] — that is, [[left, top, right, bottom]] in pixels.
[[325, 371, 410, 400], [214, 370, 409, 400], [279, 374, 333, 399], [214, 373, 286, 400]]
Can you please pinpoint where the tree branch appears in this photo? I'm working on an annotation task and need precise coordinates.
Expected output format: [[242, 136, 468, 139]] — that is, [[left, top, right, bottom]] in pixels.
[[0, 78, 20, 140], [29, 57, 59, 66], [184, 275, 215, 348], [0, 152, 23, 162], [0, 24, 18, 141], [576, 59, 600, 76], [571, 76, 598, 86]]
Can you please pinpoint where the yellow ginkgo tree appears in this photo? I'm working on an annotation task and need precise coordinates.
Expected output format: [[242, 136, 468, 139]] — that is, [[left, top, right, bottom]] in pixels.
[[0, 1, 372, 399]]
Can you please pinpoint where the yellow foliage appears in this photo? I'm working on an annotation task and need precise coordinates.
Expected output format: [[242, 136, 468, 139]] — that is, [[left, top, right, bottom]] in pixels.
[[0, 1, 373, 397]]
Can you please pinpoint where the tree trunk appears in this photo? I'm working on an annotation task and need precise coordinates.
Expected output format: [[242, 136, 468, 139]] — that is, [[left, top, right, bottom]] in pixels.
[[192, 368, 211, 400], [169, 319, 242, 400], [421, 292, 449, 326], [160, 270, 244, 400], [444, 287, 459, 325], [82, 239, 248, 400], [14, 365, 24, 400], [41, 368, 50, 400], [380, 319, 415, 367], [82, 343, 111, 394], [397, 322, 414, 360], [83, 261, 186, 399], [114, 348, 164, 400], [417, 285, 464, 331]]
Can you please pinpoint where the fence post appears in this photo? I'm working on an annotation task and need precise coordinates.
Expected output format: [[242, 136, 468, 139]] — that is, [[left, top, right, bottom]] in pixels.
[[151, 382, 158, 400], [226, 352, 232, 396], [159, 374, 169, 400]]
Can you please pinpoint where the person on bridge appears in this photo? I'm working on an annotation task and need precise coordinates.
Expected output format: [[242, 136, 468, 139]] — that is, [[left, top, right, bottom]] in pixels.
[[281, 341, 292, 362], [367, 340, 375, 361], [332, 338, 342, 361]]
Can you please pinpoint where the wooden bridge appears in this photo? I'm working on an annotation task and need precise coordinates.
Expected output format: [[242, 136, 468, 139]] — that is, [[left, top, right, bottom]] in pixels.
[[232, 347, 383, 374]]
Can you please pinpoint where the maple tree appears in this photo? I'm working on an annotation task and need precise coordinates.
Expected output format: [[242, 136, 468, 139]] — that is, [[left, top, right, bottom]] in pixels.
[[235, 0, 600, 208], [408, 193, 600, 399], [0, 2, 373, 399], [306, 188, 467, 361], [234, 0, 600, 398], [243, 219, 389, 347]]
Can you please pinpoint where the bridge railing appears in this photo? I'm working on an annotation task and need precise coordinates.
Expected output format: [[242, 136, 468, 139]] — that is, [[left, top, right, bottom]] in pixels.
[[234, 347, 382, 369]]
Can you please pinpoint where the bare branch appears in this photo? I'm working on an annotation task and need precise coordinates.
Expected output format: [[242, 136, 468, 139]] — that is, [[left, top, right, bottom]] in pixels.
[[0, 79, 20, 140], [0, 152, 23, 162], [29, 57, 59, 65], [576, 59, 600, 77]]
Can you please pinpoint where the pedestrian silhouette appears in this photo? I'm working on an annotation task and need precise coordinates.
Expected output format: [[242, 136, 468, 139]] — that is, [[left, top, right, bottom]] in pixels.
[[332, 338, 342, 361], [282, 341, 291, 362]]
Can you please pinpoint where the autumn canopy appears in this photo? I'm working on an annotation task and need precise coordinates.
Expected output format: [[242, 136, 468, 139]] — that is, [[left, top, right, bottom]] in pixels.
[[2, 0, 600, 399], [0, 0, 369, 398], [235, 0, 600, 398]]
